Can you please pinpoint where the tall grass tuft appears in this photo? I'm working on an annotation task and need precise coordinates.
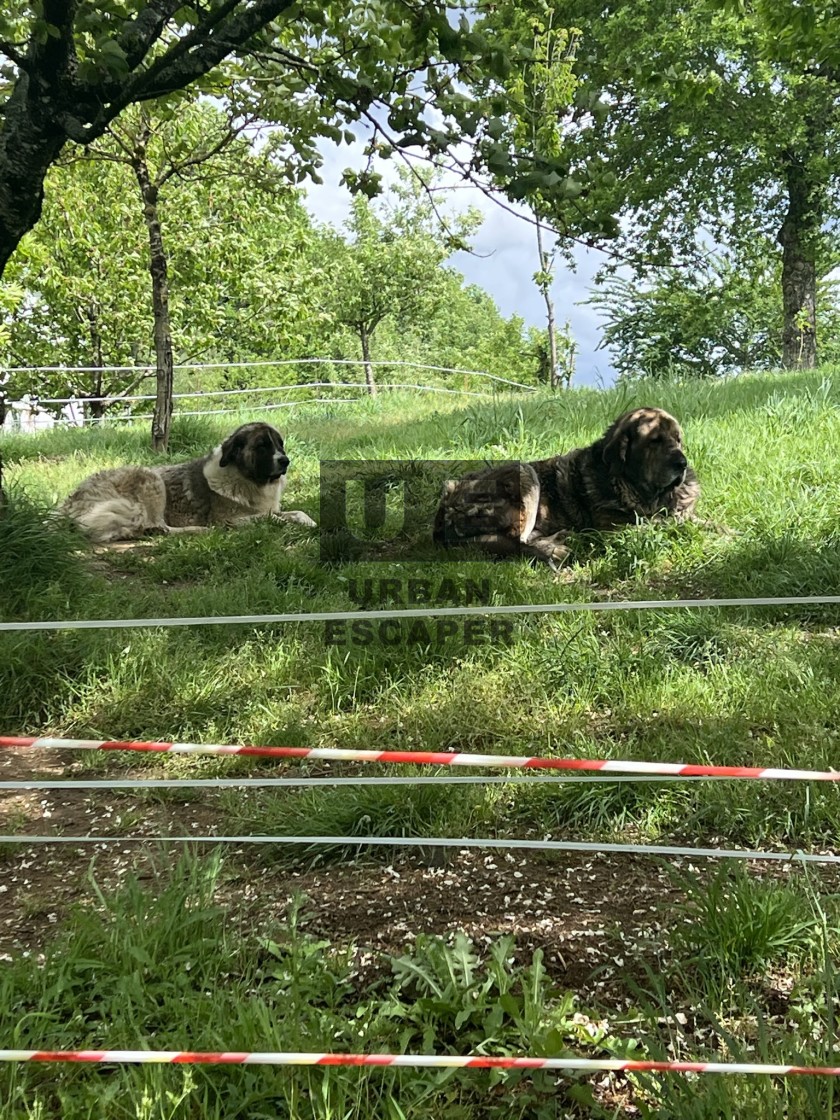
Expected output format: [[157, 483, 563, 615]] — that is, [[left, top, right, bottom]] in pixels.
[[668, 863, 832, 990], [0, 854, 596, 1120], [0, 487, 90, 619]]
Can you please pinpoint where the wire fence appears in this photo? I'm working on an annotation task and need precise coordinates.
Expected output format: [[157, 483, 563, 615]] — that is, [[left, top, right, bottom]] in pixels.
[[3, 734, 839, 863], [1, 358, 539, 433], [3, 593, 839, 633], [1, 832, 837, 864], [3, 731, 840, 869], [5, 358, 538, 392]]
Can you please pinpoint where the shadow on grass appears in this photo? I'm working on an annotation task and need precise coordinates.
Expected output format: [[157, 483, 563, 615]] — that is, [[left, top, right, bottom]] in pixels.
[[0, 415, 222, 466], [673, 530, 840, 611]]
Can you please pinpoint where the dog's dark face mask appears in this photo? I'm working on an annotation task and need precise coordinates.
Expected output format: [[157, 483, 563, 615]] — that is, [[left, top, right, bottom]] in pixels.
[[602, 408, 688, 495], [219, 423, 290, 485]]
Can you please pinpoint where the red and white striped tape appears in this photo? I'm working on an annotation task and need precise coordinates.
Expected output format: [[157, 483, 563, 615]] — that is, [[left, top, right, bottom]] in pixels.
[[0, 736, 837, 782], [1, 1050, 839, 1074]]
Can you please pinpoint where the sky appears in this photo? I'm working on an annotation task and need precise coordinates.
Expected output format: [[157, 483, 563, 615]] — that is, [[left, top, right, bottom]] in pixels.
[[300, 138, 618, 388]]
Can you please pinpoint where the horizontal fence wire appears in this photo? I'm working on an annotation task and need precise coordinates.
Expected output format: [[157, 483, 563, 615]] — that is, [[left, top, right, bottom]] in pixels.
[[83, 399, 362, 423], [44, 385, 496, 417], [40, 380, 370, 404], [0, 834, 836, 864], [0, 1050, 838, 1075], [56, 384, 494, 425], [10, 360, 537, 403], [0, 775, 734, 791], [4, 736, 840, 781], [3, 594, 840, 634]]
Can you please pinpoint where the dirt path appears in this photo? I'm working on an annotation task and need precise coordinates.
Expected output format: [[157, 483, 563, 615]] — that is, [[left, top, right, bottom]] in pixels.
[[0, 746, 678, 992], [0, 745, 829, 1016]]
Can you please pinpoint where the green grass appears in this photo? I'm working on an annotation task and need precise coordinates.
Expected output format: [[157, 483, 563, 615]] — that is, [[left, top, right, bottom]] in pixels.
[[0, 486, 92, 616], [0, 854, 603, 1120], [6, 375, 840, 846], [668, 863, 835, 987], [4, 370, 840, 1116]]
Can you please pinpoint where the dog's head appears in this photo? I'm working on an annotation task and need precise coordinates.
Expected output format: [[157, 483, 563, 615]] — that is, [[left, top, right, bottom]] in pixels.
[[600, 407, 688, 494], [219, 423, 290, 485]]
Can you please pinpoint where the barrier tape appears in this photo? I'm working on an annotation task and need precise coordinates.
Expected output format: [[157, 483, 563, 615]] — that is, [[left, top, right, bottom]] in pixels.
[[3, 594, 840, 633], [2, 736, 838, 782], [0, 834, 835, 864], [0, 1049, 837, 1074]]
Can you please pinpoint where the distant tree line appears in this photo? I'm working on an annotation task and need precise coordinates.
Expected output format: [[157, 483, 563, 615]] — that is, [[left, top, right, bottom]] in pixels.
[[0, 105, 562, 434]]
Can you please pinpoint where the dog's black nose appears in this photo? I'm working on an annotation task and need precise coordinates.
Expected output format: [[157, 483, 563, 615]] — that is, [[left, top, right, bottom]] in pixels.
[[671, 452, 687, 471], [278, 456, 290, 475]]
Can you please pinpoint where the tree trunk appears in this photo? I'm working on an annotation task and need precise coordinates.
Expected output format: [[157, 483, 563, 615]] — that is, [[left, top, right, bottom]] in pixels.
[[359, 323, 377, 396], [564, 325, 577, 391], [0, 0, 75, 277], [535, 212, 560, 388], [0, 101, 66, 276], [777, 156, 819, 370], [86, 370, 106, 422], [133, 128, 174, 452], [85, 303, 107, 421]]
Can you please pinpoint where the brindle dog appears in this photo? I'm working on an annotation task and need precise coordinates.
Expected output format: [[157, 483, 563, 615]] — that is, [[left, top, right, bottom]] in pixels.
[[433, 407, 700, 567]]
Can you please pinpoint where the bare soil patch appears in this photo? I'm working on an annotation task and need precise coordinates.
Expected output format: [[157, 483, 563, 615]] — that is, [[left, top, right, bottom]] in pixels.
[[1, 745, 834, 1021]]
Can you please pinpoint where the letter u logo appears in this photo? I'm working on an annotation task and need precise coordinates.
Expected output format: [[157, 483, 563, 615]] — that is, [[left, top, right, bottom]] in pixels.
[[343, 477, 406, 540]]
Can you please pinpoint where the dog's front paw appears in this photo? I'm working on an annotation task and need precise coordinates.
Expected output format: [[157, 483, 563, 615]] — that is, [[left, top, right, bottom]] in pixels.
[[546, 547, 570, 572], [278, 510, 317, 528], [527, 531, 570, 569]]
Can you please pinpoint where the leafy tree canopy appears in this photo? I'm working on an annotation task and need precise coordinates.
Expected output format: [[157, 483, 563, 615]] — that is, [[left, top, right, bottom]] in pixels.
[[540, 0, 840, 366], [0, 0, 607, 277], [0, 129, 547, 411]]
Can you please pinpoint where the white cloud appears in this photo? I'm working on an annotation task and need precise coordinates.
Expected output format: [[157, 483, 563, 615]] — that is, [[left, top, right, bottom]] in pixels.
[[301, 139, 617, 387]]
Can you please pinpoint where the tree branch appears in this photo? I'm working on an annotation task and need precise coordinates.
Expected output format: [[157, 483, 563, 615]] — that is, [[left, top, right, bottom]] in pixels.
[[120, 0, 242, 101], [103, 369, 154, 399], [248, 44, 320, 76], [157, 115, 252, 186], [116, 0, 183, 71], [0, 39, 30, 72], [120, 0, 291, 106], [358, 109, 491, 258]]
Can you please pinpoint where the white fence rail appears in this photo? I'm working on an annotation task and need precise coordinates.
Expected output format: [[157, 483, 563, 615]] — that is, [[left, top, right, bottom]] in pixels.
[[1, 358, 537, 432]]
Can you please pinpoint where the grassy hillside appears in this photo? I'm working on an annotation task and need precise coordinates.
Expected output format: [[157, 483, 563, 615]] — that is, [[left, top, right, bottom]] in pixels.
[[2, 370, 840, 1118]]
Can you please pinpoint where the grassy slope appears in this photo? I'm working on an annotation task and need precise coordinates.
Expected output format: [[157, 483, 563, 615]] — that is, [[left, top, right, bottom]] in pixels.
[[3, 372, 840, 848], [2, 370, 840, 1117]]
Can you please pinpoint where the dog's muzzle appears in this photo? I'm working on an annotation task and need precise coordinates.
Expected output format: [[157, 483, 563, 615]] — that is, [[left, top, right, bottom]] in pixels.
[[270, 456, 290, 481], [669, 452, 687, 486]]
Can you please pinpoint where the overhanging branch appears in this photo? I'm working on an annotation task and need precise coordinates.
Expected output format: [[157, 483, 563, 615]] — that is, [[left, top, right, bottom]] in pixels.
[[0, 39, 30, 72], [118, 0, 298, 108]]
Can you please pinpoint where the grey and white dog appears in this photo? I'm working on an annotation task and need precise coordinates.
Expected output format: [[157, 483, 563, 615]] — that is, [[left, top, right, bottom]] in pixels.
[[60, 421, 316, 544]]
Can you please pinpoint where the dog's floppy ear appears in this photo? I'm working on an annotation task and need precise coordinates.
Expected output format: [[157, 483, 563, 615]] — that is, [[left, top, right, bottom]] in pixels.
[[601, 416, 630, 470], [219, 430, 246, 468]]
